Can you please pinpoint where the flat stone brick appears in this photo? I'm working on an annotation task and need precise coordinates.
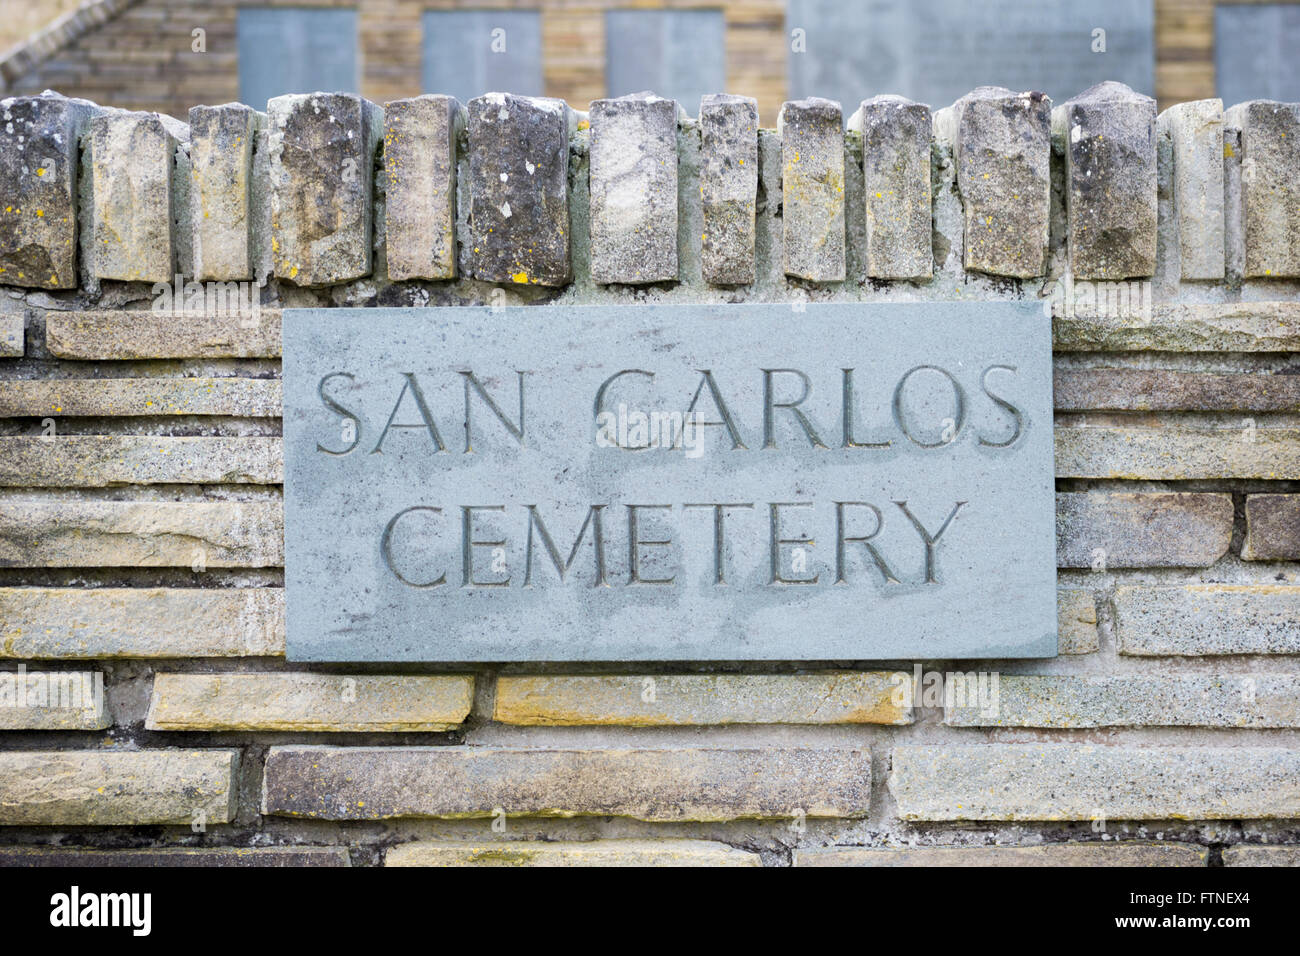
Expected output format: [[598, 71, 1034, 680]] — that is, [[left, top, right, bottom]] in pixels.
[[148, 673, 473, 731], [1055, 425, 1300, 479], [589, 92, 680, 284], [946, 675, 1300, 728], [796, 843, 1207, 867], [1053, 82, 1157, 279], [88, 110, 187, 283], [1116, 584, 1300, 656], [848, 95, 932, 280], [1243, 493, 1300, 560], [0, 587, 284, 659], [1056, 492, 1232, 568], [942, 87, 1051, 278], [0, 669, 108, 729], [779, 97, 845, 281], [891, 745, 1300, 821], [0, 500, 283, 568], [1057, 589, 1099, 654], [268, 93, 382, 286], [1222, 846, 1300, 867], [0, 846, 349, 866], [1158, 98, 1225, 280], [0, 377, 282, 417], [0, 436, 282, 486], [262, 746, 871, 822], [1224, 100, 1300, 277], [45, 310, 282, 359], [699, 93, 758, 285], [1053, 301, 1300, 351], [0, 92, 98, 289], [189, 103, 261, 281], [0, 749, 238, 825], [1054, 368, 1300, 411], [0, 313, 20, 356], [468, 93, 573, 286], [387, 839, 760, 867], [383, 95, 462, 281], [493, 673, 911, 726]]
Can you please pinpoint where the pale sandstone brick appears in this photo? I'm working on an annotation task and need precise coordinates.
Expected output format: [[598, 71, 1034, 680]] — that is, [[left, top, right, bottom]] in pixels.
[[779, 97, 845, 281], [1055, 425, 1300, 479], [0, 378, 281, 417], [0, 668, 108, 729], [387, 839, 760, 867], [189, 103, 262, 281], [1053, 369, 1300, 411], [0, 436, 282, 486], [45, 310, 282, 360], [0, 846, 349, 866], [1158, 98, 1225, 280], [796, 843, 1206, 866], [1116, 584, 1300, 656], [699, 93, 758, 285], [1056, 492, 1233, 568], [383, 94, 462, 281], [1052, 301, 1300, 352], [848, 95, 932, 280], [0, 313, 20, 356], [1224, 100, 1300, 278], [1057, 589, 1098, 654], [1222, 846, 1300, 867]]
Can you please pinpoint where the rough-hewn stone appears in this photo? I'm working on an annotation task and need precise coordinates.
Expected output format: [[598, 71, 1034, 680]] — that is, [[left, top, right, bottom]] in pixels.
[[189, 103, 261, 281], [796, 843, 1206, 867], [493, 673, 910, 726], [1053, 82, 1157, 279], [848, 95, 932, 280], [0, 846, 350, 866], [1222, 846, 1300, 867], [0, 669, 108, 729], [1224, 100, 1300, 277], [0, 313, 20, 357], [383, 95, 462, 281], [0, 436, 282, 486], [45, 310, 282, 359], [1054, 368, 1300, 411], [779, 97, 845, 281], [1243, 493, 1300, 560], [1056, 492, 1232, 568], [1158, 98, 1225, 279], [891, 745, 1300, 820], [1116, 585, 1300, 656], [0, 92, 97, 289], [699, 93, 758, 285], [1057, 589, 1099, 654], [147, 673, 474, 731], [1053, 301, 1300, 351], [1055, 425, 1300, 479], [589, 92, 679, 284], [387, 839, 761, 867], [268, 93, 382, 286], [263, 746, 871, 821], [468, 93, 573, 286], [0, 377, 281, 417]]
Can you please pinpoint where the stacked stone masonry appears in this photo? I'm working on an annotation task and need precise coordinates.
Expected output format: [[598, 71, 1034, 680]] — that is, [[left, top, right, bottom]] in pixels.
[[1, 79, 1299, 866]]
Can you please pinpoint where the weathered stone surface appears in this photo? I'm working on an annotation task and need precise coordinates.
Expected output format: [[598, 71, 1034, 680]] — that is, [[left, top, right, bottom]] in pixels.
[[1158, 98, 1225, 279], [0, 377, 282, 417], [0, 92, 97, 289], [1052, 82, 1157, 279], [0, 749, 238, 825], [1116, 584, 1300, 656], [263, 746, 871, 821], [0, 846, 350, 866], [88, 110, 187, 283], [796, 843, 1206, 867], [1055, 425, 1300, 479], [1054, 368, 1300, 411], [1057, 589, 1098, 654], [383, 95, 462, 281], [1223, 846, 1300, 867], [891, 745, 1300, 821], [940, 87, 1051, 278], [1224, 100, 1300, 277], [590, 92, 680, 284], [494, 673, 911, 726], [468, 93, 572, 286], [946, 675, 1300, 728], [0, 313, 20, 357], [189, 103, 261, 281], [0, 436, 282, 486], [779, 97, 845, 281], [0, 587, 284, 659], [0, 669, 108, 729], [148, 673, 474, 731], [699, 93, 758, 285], [848, 96, 932, 280], [0, 500, 283, 568], [46, 310, 282, 359], [268, 93, 382, 286], [1243, 493, 1300, 560], [387, 839, 760, 867], [1056, 492, 1232, 568], [1053, 301, 1300, 351]]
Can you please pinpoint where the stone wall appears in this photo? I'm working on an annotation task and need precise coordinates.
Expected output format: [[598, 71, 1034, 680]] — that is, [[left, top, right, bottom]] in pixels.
[[0, 80, 1299, 867]]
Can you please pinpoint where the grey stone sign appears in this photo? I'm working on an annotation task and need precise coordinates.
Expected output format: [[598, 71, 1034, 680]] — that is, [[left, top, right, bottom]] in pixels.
[[282, 304, 1057, 661]]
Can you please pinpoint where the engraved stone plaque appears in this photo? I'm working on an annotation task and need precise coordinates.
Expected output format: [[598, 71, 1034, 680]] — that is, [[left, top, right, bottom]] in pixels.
[[282, 303, 1056, 661]]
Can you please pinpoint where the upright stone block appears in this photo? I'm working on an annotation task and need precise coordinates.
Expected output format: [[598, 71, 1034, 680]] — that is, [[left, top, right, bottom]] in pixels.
[[268, 92, 382, 286], [88, 110, 188, 283], [1158, 98, 1225, 279], [1224, 100, 1300, 277], [1243, 493, 1300, 560], [189, 103, 262, 281], [590, 92, 680, 284], [383, 95, 462, 281], [848, 95, 932, 279], [940, 87, 1051, 278], [0, 92, 97, 289], [468, 93, 573, 287], [699, 94, 758, 285], [1053, 82, 1157, 279], [779, 97, 845, 282]]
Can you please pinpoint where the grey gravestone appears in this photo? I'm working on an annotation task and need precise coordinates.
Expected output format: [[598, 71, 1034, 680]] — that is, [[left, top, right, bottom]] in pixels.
[[605, 9, 726, 112], [283, 303, 1056, 661], [1216, 5, 1300, 107], [422, 10, 544, 104], [237, 8, 359, 108]]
